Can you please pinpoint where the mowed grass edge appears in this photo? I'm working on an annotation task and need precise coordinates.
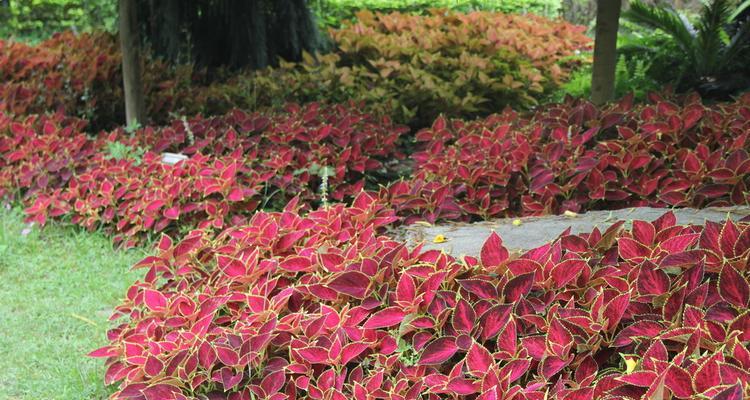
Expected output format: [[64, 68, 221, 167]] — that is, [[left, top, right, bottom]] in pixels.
[[0, 207, 148, 399]]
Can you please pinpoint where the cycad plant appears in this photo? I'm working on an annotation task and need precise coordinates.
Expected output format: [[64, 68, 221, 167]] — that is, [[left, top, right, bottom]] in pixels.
[[624, 0, 750, 98]]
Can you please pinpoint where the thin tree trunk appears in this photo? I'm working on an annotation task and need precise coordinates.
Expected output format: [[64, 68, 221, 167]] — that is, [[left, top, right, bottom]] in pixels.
[[119, 0, 146, 126], [591, 0, 622, 105]]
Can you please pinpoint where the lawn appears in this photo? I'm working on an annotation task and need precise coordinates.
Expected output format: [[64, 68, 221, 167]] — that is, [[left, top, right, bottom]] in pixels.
[[0, 208, 146, 399]]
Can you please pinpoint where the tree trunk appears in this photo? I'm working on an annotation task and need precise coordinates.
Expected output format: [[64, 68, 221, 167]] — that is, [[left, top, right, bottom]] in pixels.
[[590, 0, 622, 105], [119, 0, 146, 126]]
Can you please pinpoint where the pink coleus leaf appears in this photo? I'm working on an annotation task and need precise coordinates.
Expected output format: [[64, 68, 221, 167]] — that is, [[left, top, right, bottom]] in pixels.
[[329, 271, 371, 299], [297, 346, 329, 364], [88, 346, 119, 358], [466, 342, 494, 375], [279, 256, 313, 272], [419, 337, 458, 365], [163, 206, 180, 220], [363, 307, 407, 329], [260, 370, 285, 395], [341, 342, 370, 364], [143, 289, 168, 312]]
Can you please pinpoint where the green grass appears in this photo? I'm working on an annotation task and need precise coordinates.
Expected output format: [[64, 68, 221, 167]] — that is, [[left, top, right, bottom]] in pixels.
[[0, 207, 147, 399]]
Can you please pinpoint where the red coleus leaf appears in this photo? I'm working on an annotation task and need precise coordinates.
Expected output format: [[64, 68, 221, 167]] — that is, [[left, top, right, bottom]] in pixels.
[[457, 279, 498, 300], [617, 371, 658, 387], [329, 271, 371, 299], [481, 232, 508, 269], [551, 258, 586, 288], [504, 272, 534, 301], [396, 273, 416, 304], [363, 307, 407, 329], [452, 299, 475, 333], [665, 365, 694, 398], [618, 237, 651, 261], [419, 337, 458, 365], [603, 291, 631, 331], [637, 261, 670, 296], [712, 381, 744, 400], [719, 264, 750, 308], [541, 355, 569, 379]]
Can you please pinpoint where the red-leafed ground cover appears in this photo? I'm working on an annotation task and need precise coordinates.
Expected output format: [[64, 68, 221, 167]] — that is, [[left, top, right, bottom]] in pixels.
[[1, 103, 407, 247], [91, 192, 750, 399], [385, 92, 750, 223]]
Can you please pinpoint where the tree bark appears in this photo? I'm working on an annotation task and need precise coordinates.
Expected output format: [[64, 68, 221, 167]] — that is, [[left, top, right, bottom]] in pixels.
[[591, 0, 622, 105], [119, 0, 146, 126]]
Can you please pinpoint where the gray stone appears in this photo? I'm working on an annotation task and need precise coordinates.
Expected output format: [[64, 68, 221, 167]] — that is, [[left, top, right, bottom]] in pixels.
[[398, 207, 750, 257]]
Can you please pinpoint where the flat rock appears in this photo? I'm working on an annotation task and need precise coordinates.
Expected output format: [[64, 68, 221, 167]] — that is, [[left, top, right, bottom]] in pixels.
[[399, 207, 750, 257]]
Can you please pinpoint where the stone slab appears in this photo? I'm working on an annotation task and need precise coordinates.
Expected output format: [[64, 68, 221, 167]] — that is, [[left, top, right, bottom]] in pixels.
[[399, 207, 750, 257]]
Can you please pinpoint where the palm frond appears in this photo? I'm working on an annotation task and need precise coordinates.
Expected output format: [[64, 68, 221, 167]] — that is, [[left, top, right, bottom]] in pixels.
[[723, 16, 750, 71], [729, 0, 750, 22], [694, 0, 733, 75], [624, 0, 697, 55]]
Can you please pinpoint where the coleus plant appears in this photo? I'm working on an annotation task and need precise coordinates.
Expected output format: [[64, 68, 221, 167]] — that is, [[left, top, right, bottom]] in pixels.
[[4, 102, 407, 246], [91, 195, 750, 399], [385, 91, 750, 223]]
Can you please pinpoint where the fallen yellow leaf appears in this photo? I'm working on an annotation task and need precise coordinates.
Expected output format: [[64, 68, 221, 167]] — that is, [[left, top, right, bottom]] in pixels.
[[433, 234, 448, 243], [563, 210, 578, 217], [512, 219, 522, 226], [623, 355, 638, 373]]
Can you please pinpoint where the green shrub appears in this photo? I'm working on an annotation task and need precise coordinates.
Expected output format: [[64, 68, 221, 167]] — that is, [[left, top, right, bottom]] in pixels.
[[224, 10, 590, 127], [552, 55, 659, 101], [312, 0, 562, 27], [622, 0, 750, 98], [0, 0, 116, 42]]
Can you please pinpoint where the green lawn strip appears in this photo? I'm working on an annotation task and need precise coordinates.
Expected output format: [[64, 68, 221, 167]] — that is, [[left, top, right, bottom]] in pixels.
[[0, 208, 148, 399]]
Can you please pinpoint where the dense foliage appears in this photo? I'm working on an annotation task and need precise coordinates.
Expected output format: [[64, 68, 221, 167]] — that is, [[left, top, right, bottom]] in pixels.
[[385, 92, 750, 223], [0, 0, 117, 41], [91, 196, 750, 399], [311, 0, 562, 27], [1, 3, 749, 399], [0, 10, 590, 129], [249, 10, 590, 127], [622, 0, 750, 98], [1, 103, 407, 246]]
